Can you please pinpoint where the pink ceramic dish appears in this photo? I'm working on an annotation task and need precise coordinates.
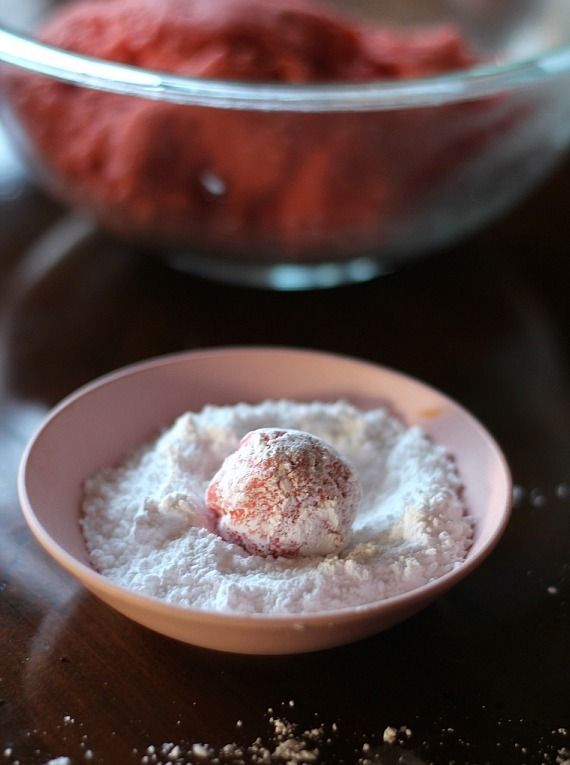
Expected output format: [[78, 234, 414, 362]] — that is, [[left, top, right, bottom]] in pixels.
[[18, 347, 511, 655]]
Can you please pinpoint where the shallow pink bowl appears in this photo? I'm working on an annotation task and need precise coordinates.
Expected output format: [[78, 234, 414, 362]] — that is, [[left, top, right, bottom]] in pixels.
[[18, 347, 511, 654]]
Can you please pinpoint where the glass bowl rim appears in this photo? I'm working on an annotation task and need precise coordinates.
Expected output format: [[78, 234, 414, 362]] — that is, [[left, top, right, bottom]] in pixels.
[[2, 25, 570, 111]]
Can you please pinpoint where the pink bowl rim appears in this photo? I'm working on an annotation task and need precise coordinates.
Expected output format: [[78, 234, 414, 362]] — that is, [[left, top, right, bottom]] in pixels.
[[18, 345, 512, 626]]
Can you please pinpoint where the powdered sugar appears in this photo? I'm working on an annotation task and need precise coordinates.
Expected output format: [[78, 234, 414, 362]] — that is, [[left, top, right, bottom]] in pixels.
[[81, 400, 472, 615]]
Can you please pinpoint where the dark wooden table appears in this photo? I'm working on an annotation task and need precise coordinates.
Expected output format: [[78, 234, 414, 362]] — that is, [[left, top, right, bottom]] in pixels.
[[0, 127, 568, 765]]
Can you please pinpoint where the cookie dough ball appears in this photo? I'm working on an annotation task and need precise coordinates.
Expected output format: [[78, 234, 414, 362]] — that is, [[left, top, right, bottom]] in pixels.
[[205, 428, 360, 557]]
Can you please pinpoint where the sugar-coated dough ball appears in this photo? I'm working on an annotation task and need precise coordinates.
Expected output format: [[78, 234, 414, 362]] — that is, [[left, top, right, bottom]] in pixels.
[[205, 428, 361, 557]]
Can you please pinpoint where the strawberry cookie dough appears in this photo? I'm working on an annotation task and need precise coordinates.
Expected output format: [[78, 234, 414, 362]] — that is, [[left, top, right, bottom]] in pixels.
[[6, 0, 496, 262], [206, 428, 361, 557], [81, 401, 473, 615]]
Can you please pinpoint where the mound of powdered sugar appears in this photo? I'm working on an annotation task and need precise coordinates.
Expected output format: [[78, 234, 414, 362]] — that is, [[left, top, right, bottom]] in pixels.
[[81, 400, 473, 614]]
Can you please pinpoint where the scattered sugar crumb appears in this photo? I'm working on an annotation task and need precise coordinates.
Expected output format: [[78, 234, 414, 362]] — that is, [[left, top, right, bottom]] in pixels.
[[192, 743, 213, 760], [383, 726, 398, 744], [512, 485, 526, 507], [530, 488, 547, 508], [272, 739, 318, 762]]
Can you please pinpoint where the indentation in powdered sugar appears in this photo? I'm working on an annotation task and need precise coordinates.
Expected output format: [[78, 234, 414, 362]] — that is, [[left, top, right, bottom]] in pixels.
[[81, 400, 473, 614]]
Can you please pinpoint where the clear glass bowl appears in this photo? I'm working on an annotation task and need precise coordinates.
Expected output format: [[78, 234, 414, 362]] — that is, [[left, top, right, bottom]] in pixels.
[[2, 0, 570, 289]]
